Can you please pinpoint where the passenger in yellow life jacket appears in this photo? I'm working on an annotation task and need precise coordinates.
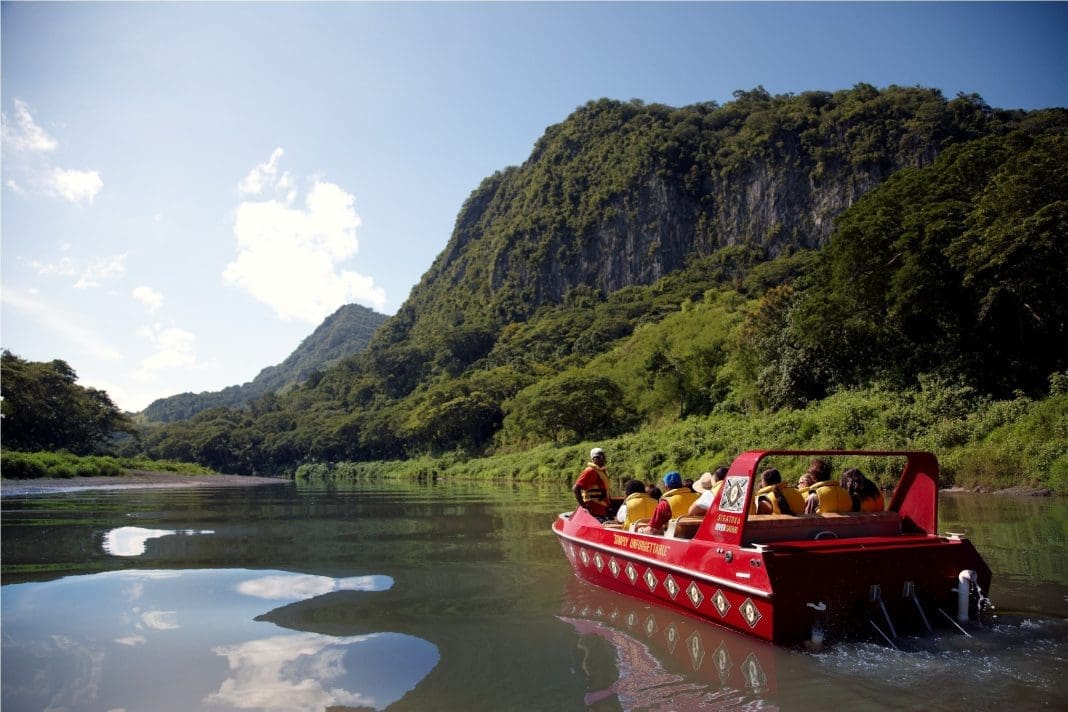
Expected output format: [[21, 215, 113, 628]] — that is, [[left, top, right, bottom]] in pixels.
[[751, 469, 806, 515], [797, 472, 817, 496], [803, 460, 853, 514], [661, 471, 698, 518], [615, 479, 658, 529], [638, 471, 695, 535], [841, 467, 885, 512]]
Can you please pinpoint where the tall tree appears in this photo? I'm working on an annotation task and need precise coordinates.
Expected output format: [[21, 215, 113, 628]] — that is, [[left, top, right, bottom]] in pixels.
[[1, 351, 136, 454]]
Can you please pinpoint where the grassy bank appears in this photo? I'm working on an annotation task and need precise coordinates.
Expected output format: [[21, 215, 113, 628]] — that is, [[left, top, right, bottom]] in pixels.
[[0, 450, 216, 480], [296, 389, 1068, 495]]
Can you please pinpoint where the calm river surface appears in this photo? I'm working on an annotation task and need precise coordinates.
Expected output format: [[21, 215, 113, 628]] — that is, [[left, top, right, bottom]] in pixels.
[[2, 479, 1065, 711]]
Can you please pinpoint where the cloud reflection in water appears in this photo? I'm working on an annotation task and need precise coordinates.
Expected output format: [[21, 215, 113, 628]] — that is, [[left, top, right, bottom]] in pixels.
[[1, 569, 436, 712], [102, 526, 215, 556]]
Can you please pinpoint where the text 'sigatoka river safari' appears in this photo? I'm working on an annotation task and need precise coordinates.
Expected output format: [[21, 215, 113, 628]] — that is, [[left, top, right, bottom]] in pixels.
[[553, 450, 993, 646]]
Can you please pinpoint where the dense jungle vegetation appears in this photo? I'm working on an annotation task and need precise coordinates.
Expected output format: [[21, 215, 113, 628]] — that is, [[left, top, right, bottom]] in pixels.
[[3, 86, 1066, 491]]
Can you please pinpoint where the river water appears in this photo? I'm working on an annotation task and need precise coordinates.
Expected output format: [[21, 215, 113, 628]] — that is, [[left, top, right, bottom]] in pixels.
[[1, 479, 1065, 711]]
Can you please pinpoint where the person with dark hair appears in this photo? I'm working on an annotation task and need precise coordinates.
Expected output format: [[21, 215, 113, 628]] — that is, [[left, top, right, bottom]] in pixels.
[[840, 467, 885, 512], [752, 468, 805, 515], [646, 484, 662, 500], [688, 466, 728, 516], [573, 447, 611, 521], [804, 459, 853, 513], [615, 479, 658, 529]]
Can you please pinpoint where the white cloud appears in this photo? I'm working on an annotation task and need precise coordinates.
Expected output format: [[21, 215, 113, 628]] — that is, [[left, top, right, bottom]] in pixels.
[[132, 286, 164, 313], [224, 153, 387, 322], [0, 286, 122, 361], [103, 527, 179, 557], [2, 98, 103, 204], [133, 324, 198, 382], [30, 250, 128, 289], [140, 610, 179, 631], [1, 98, 58, 152], [49, 167, 103, 204], [205, 633, 380, 711], [31, 255, 78, 278], [115, 635, 147, 647], [237, 146, 286, 197], [74, 253, 128, 289], [236, 573, 392, 601]]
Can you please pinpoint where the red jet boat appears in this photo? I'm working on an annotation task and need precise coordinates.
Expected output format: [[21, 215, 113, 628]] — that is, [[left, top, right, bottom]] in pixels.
[[553, 450, 992, 645]]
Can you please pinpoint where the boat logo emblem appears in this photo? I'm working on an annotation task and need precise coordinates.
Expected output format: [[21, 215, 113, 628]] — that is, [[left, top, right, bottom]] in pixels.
[[720, 476, 749, 513], [643, 568, 659, 592], [608, 558, 621, 578], [579, 549, 590, 567], [625, 562, 638, 585], [686, 581, 704, 608], [593, 552, 604, 572], [740, 598, 763, 628], [644, 614, 658, 636], [663, 574, 680, 599], [712, 589, 731, 617]]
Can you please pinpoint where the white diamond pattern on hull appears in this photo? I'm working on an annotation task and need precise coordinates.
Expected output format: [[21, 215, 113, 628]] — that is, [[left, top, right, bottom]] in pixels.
[[686, 581, 704, 608], [712, 589, 731, 618], [740, 597, 763, 628]]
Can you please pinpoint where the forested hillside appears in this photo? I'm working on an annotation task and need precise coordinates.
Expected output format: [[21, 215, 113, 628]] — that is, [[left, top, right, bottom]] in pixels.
[[140, 303, 387, 422], [117, 85, 1067, 478]]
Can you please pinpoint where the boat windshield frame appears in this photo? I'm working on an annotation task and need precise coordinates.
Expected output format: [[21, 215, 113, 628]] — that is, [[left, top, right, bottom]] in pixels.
[[693, 449, 941, 546]]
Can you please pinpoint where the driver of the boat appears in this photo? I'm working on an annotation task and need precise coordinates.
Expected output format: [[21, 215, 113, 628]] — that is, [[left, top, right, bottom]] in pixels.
[[574, 447, 611, 521]]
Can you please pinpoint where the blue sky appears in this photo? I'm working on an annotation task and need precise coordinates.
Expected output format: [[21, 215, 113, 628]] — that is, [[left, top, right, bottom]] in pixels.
[[3, 2, 1066, 412]]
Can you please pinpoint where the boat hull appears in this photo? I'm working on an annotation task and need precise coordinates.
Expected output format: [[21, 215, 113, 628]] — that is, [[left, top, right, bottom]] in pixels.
[[554, 506, 991, 644]]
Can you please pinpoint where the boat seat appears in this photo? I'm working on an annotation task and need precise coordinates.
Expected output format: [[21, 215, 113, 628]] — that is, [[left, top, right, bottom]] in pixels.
[[744, 511, 902, 544], [672, 516, 703, 540]]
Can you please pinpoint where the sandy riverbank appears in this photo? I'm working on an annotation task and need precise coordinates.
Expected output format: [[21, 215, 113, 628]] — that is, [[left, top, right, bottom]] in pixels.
[[0, 470, 290, 496]]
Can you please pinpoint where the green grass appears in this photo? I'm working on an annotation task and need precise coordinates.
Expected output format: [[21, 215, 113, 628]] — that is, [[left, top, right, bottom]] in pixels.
[[297, 390, 1068, 494], [0, 450, 216, 480]]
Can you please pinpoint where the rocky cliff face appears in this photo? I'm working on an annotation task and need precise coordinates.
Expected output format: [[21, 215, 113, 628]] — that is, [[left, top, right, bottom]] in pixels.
[[385, 86, 1000, 346]]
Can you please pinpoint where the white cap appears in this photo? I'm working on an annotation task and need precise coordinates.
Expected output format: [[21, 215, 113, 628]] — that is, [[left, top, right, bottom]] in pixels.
[[590, 447, 605, 459]]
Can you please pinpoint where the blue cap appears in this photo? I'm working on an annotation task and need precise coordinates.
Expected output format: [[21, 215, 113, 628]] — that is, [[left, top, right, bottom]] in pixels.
[[663, 471, 682, 489]]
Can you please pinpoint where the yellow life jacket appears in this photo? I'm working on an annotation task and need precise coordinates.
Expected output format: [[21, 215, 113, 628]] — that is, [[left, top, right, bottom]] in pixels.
[[752, 483, 806, 515], [810, 481, 853, 513], [663, 487, 699, 518], [622, 492, 658, 529], [858, 491, 885, 512]]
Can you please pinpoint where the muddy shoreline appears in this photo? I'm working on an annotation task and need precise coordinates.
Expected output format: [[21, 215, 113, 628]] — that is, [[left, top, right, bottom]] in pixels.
[[0, 470, 290, 496]]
